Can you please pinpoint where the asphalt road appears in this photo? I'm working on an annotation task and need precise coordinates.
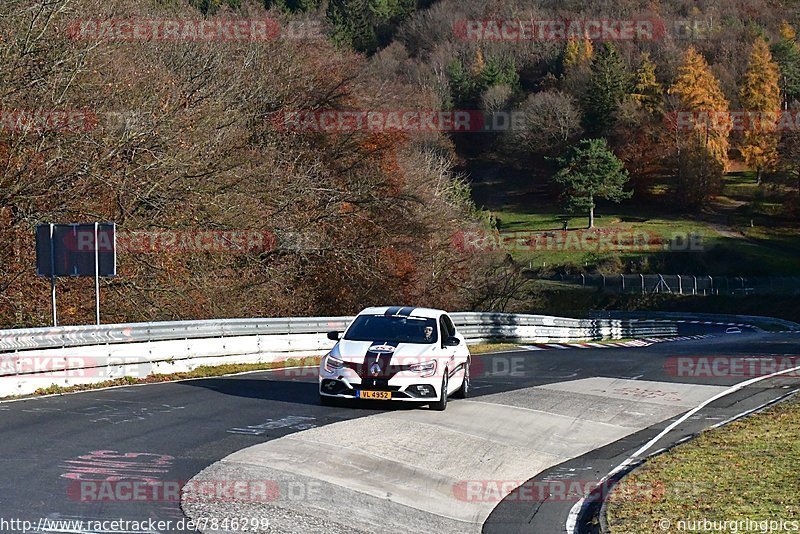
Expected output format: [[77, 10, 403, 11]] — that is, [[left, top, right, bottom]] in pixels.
[[0, 329, 797, 533]]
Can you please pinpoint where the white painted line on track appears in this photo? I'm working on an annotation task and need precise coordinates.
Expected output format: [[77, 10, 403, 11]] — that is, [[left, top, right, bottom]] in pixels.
[[182, 377, 727, 533], [565, 363, 800, 533]]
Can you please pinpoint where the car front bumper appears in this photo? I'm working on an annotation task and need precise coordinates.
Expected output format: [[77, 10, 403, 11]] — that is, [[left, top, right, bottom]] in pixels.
[[318, 369, 444, 401]]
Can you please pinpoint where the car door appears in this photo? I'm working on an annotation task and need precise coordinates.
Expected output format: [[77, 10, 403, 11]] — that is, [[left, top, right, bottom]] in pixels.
[[439, 314, 458, 391]]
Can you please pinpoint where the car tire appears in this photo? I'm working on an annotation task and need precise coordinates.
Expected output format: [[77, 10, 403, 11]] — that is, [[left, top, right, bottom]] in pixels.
[[453, 362, 469, 399], [430, 372, 448, 411]]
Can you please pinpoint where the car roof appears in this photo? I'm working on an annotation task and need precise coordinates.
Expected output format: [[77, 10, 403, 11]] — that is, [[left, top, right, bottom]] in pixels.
[[358, 306, 444, 319]]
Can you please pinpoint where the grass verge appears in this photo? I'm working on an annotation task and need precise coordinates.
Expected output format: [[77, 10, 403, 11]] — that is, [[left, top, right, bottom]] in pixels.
[[606, 395, 800, 533], [4, 356, 322, 400], [468, 343, 525, 354]]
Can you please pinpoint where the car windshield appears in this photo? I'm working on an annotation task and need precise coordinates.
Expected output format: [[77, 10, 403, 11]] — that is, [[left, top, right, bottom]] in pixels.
[[344, 315, 438, 344]]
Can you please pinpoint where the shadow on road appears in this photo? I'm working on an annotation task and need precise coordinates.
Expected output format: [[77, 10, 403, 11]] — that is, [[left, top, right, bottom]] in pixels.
[[179, 376, 424, 412]]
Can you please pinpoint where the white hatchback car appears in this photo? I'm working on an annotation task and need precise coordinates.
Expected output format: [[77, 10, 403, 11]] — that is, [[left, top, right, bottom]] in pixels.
[[319, 307, 471, 411]]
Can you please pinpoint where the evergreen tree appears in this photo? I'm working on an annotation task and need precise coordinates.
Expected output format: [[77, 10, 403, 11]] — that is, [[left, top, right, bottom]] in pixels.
[[263, 0, 321, 12], [447, 53, 519, 108], [584, 42, 631, 136], [771, 21, 800, 108], [326, 0, 416, 54], [555, 138, 632, 228], [480, 56, 520, 90], [447, 58, 477, 108]]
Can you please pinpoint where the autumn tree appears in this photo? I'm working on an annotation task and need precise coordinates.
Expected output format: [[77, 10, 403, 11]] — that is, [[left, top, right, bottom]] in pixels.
[[508, 91, 583, 156], [631, 53, 663, 114], [561, 37, 594, 108], [563, 37, 593, 71], [554, 139, 631, 229], [0, 0, 489, 327], [615, 54, 665, 199], [740, 38, 782, 185], [668, 47, 731, 205]]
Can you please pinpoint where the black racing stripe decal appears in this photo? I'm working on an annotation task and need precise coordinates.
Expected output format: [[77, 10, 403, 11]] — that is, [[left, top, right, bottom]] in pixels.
[[397, 306, 416, 317], [449, 362, 466, 378], [359, 341, 400, 387], [384, 306, 403, 317]]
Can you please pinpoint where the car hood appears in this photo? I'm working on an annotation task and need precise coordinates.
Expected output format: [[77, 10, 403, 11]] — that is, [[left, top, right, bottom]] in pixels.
[[331, 339, 437, 364]]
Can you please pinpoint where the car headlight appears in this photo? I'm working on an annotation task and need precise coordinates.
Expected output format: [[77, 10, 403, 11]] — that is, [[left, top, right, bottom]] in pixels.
[[324, 354, 345, 374], [409, 360, 437, 378]]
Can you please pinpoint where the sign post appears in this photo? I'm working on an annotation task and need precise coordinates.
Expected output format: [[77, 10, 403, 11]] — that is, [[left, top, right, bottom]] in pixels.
[[94, 222, 100, 325], [49, 223, 57, 327], [36, 223, 117, 326]]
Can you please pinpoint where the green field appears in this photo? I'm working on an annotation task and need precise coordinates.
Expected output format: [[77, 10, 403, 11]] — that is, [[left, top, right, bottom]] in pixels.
[[483, 174, 800, 276]]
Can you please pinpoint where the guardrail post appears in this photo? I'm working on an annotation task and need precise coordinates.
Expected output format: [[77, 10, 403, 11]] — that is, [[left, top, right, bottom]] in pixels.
[[709, 275, 714, 295], [677, 275, 682, 295]]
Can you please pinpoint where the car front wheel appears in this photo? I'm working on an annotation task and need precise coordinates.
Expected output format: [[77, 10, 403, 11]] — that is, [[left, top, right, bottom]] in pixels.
[[453, 362, 469, 399], [430, 372, 448, 411]]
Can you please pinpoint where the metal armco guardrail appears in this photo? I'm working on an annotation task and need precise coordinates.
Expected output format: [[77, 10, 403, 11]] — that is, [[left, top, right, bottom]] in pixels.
[[0, 312, 692, 398], [591, 311, 800, 332], [0, 317, 354, 352]]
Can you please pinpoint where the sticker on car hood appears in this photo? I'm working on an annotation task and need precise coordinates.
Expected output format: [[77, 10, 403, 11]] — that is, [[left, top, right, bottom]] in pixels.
[[368, 344, 397, 354]]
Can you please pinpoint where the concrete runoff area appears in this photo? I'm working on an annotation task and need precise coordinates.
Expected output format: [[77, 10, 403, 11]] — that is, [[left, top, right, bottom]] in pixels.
[[181, 378, 728, 533]]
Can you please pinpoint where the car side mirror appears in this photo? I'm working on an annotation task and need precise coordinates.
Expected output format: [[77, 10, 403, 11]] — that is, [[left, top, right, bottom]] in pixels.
[[443, 336, 460, 347], [327, 331, 341, 341]]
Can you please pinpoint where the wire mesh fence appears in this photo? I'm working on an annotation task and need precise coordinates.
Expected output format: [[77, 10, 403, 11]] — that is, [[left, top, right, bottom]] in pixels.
[[550, 274, 800, 296]]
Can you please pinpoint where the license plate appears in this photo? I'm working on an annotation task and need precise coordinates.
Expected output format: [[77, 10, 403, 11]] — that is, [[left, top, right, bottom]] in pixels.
[[357, 390, 391, 400]]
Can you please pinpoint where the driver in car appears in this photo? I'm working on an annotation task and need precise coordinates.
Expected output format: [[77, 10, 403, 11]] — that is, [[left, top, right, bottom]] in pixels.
[[423, 326, 434, 341]]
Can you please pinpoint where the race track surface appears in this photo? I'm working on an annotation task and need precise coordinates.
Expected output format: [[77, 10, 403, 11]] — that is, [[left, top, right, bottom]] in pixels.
[[1, 330, 798, 533]]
